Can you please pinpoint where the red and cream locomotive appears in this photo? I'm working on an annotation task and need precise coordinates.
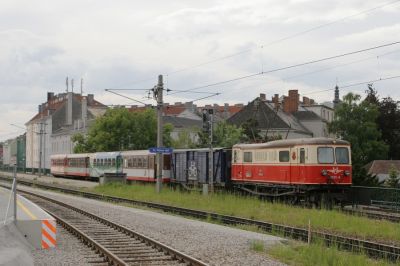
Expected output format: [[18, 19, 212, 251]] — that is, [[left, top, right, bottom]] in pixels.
[[231, 138, 351, 203]]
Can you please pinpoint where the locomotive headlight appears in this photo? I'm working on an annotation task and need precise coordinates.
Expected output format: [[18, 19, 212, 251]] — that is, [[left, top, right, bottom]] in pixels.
[[321, 169, 328, 176], [344, 170, 350, 176]]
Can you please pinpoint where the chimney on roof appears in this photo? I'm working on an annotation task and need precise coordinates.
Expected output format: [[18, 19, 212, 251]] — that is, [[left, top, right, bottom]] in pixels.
[[38, 104, 42, 113], [82, 96, 87, 125], [283, 96, 289, 113], [47, 92, 55, 102], [87, 94, 94, 105], [174, 102, 182, 105], [66, 92, 73, 125], [234, 103, 244, 108], [260, 93, 266, 101], [282, 90, 299, 113], [272, 94, 279, 110], [303, 96, 311, 106]]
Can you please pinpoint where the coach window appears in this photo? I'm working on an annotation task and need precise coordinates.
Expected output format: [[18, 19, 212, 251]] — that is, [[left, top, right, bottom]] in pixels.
[[112, 158, 116, 166], [335, 147, 349, 164], [243, 152, 252, 163], [279, 151, 289, 162], [318, 147, 334, 164], [300, 148, 305, 164]]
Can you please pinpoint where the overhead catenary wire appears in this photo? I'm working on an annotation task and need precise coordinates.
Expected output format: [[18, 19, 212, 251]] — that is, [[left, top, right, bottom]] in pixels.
[[302, 74, 400, 96], [168, 41, 400, 95], [105, 89, 148, 105], [105, 0, 400, 90], [232, 48, 400, 92]]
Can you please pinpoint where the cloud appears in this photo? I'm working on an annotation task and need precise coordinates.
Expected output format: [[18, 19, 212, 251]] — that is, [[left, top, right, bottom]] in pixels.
[[0, 0, 399, 141]]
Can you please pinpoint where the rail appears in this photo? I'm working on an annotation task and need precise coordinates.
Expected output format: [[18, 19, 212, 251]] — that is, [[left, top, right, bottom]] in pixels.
[[19, 187, 207, 266], [0, 175, 399, 261]]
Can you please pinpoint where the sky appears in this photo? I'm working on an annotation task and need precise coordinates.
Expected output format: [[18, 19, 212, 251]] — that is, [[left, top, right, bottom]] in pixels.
[[0, 0, 399, 141]]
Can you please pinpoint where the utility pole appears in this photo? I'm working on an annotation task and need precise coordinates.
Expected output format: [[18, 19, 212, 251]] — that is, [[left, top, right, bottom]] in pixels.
[[37, 122, 47, 177], [38, 123, 43, 178], [209, 109, 214, 193], [13, 164, 17, 222], [153, 75, 164, 193]]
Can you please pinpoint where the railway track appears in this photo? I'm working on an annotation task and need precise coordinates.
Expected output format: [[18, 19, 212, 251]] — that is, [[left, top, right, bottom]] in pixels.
[[1, 175, 400, 262], [17, 188, 207, 266]]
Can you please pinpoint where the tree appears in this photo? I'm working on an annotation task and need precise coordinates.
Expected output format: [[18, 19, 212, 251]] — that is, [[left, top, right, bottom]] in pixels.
[[386, 165, 399, 188], [197, 121, 244, 148], [171, 127, 199, 149], [72, 108, 174, 152], [365, 84, 400, 159], [241, 118, 262, 142], [213, 121, 243, 147], [329, 93, 388, 186]]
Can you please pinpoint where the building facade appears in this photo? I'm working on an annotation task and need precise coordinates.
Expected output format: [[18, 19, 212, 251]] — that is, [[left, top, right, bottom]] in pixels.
[[25, 92, 106, 173]]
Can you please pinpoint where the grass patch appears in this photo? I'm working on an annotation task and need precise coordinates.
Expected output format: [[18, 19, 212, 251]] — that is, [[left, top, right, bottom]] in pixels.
[[268, 241, 397, 266], [250, 240, 265, 252], [91, 182, 400, 244]]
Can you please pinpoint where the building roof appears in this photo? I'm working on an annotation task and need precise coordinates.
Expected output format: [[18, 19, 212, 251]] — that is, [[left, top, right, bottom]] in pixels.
[[27, 93, 105, 124], [163, 116, 202, 128], [293, 110, 322, 121], [163, 105, 186, 116], [228, 98, 312, 135], [365, 160, 400, 175]]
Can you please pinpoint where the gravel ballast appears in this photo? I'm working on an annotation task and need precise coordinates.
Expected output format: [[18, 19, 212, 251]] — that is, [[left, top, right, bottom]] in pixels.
[[32, 224, 97, 266], [23, 186, 286, 266]]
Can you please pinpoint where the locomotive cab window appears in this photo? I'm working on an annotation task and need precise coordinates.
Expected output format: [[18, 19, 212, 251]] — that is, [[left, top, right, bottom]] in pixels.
[[335, 147, 349, 164], [279, 151, 289, 162], [318, 147, 334, 164], [243, 152, 252, 163]]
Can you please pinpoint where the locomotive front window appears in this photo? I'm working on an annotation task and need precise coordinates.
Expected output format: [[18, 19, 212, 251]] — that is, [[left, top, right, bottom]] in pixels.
[[318, 147, 334, 164], [279, 151, 289, 162], [243, 152, 252, 163], [335, 147, 349, 164]]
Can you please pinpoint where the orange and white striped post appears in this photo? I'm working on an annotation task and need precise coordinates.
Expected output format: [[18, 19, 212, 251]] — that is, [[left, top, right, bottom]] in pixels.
[[41, 219, 57, 249]]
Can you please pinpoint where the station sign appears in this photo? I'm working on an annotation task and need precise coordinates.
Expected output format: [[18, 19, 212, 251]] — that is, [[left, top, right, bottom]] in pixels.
[[149, 147, 173, 154]]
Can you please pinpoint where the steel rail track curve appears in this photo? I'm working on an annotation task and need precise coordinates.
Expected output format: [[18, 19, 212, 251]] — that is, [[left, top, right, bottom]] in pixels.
[[5, 183, 207, 266], [1, 175, 399, 262]]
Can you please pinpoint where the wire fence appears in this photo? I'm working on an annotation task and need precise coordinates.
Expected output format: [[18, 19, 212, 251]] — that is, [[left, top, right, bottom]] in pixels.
[[351, 186, 400, 210]]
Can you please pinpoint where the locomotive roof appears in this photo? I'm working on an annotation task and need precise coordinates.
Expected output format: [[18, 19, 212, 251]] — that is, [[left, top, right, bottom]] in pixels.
[[233, 138, 350, 149]]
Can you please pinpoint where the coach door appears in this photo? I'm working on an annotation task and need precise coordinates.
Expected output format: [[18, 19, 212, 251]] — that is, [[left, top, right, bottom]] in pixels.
[[298, 148, 306, 183]]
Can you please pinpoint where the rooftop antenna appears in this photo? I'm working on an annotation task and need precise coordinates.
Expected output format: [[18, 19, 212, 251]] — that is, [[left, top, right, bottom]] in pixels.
[[71, 78, 74, 92], [66, 77, 69, 92], [80, 78, 83, 95]]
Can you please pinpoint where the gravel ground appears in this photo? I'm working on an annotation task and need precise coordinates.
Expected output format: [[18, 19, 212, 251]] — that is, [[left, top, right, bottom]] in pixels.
[[23, 186, 286, 266], [32, 225, 99, 266]]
